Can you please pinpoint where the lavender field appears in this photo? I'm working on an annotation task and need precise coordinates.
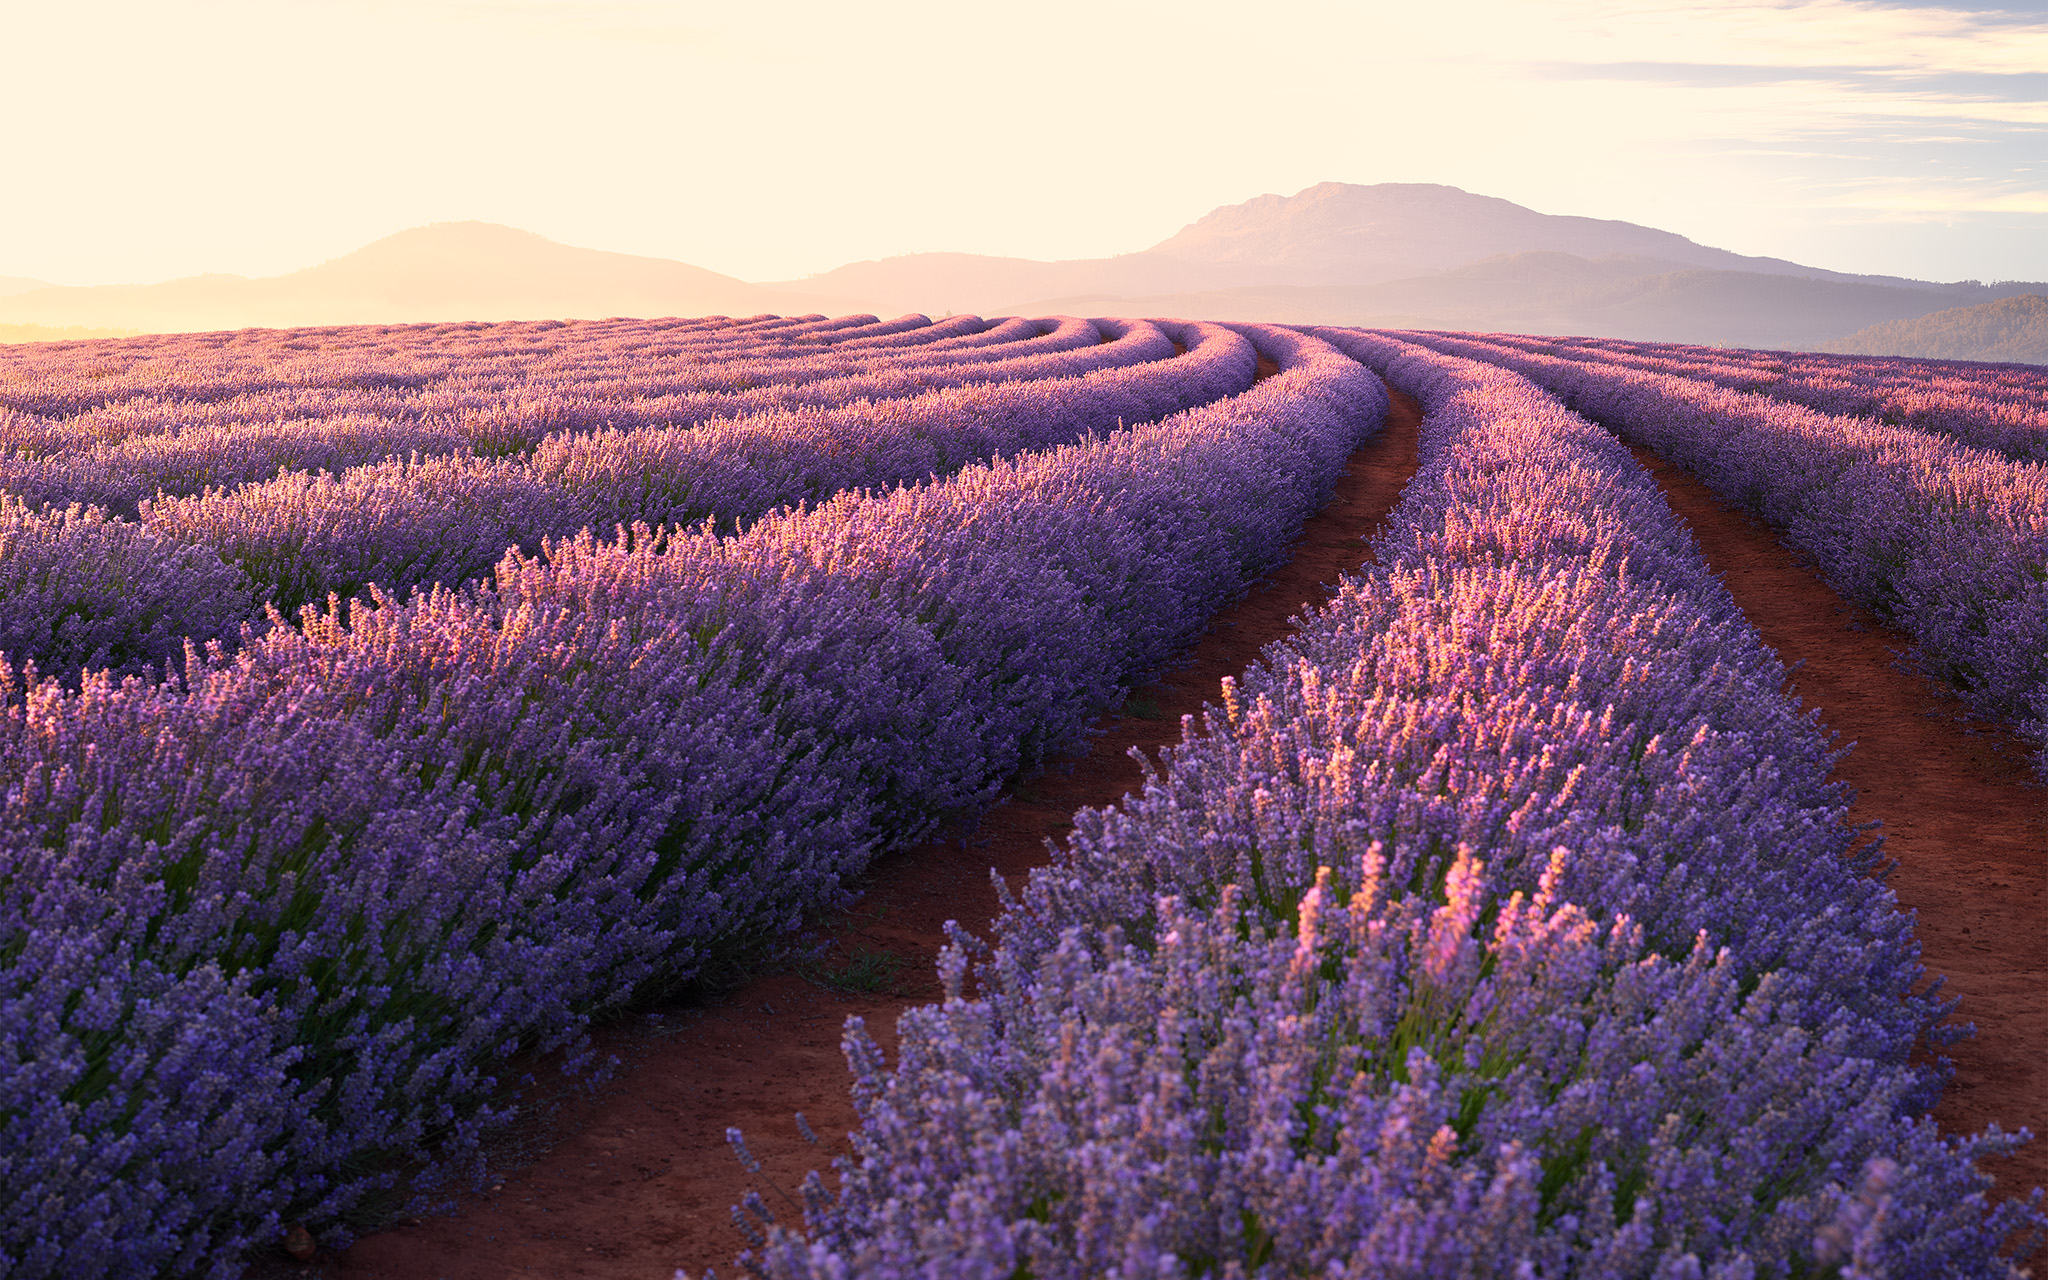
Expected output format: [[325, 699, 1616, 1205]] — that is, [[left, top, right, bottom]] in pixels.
[[2, 314, 2043, 1278]]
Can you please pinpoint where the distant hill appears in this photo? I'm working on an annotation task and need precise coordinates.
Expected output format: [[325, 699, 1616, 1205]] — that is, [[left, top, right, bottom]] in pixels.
[[0, 223, 857, 334], [786, 182, 1951, 316], [0, 277, 51, 299], [1142, 182, 1911, 287], [1821, 294, 2048, 365], [3, 185, 2039, 346], [999, 251, 2033, 349], [782, 184, 2035, 347]]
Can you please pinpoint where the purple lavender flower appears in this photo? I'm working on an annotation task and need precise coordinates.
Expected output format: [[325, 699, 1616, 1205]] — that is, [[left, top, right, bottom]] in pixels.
[[714, 331, 2039, 1279]]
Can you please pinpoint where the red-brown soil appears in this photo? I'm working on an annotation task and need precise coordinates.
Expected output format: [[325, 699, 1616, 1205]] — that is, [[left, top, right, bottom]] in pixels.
[[1631, 447, 2048, 1208], [281, 389, 1423, 1279]]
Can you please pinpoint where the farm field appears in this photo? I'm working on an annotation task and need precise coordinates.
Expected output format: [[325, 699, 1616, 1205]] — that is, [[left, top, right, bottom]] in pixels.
[[1, 315, 2045, 1278]]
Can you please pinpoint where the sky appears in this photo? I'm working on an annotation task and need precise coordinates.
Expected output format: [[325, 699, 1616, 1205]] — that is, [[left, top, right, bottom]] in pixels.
[[3, 0, 2045, 287]]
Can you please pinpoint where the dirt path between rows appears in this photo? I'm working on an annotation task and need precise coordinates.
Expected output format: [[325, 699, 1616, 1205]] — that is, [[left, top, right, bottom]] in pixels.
[[291, 387, 1423, 1280], [1631, 446, 2048, 1208]]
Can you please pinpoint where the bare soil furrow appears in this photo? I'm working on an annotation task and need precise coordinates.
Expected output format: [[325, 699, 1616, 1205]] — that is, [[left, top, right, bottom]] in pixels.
[[1629, 444, 2048, 1206]]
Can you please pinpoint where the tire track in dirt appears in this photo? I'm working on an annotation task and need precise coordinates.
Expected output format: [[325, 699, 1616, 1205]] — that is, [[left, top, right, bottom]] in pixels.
[[1630, 445, 2048, 1211], [292, 387, 1423, 1280]]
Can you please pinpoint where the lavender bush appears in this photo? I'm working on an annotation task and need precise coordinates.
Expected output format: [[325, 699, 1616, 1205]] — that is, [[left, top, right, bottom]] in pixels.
[[1401, 329, 2048, 772], [1481, 334, 2048, 464], [0, 322, 1383, 1277], [0, 498, 252, 682], [0, 313, 1112, 515], [0, 316, 1239, 685], [137, 320, 1254, 623], [716, 334, 2040, 1278]]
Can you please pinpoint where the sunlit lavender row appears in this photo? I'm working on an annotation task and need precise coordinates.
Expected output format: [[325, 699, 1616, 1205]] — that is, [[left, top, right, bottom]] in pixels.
[[0, 316, 1255, 684], [723, 333, 2041, 1279], [0, 324, 1383, 1278], [1405, 330, 2048, 772], [1480, 332, 2048, 464]]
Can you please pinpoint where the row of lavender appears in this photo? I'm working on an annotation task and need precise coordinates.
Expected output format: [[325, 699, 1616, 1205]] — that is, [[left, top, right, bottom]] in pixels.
[[1, 311, 988, 434], [1480, 332, 2048, 464], [0, 318, 1252, 685], [719, 334, 2039, 1278], [0, 314, 1118, 514], [1402, 330, 2048, 773], [0, 327, 1386, 1278], [0, 312, 888, 450]]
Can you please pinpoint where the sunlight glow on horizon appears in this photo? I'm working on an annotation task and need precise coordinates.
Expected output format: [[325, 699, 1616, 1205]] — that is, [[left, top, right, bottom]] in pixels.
[[3, 0, 2044, 287]]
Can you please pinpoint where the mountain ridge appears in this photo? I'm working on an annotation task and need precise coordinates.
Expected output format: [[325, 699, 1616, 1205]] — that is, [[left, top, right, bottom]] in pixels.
[[4, 185, 2040, 355], [1145, 182, 1906, 287]]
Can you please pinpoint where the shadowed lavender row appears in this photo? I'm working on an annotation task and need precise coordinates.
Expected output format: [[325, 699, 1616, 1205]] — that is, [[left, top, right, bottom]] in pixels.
[[0, 315, 1120, 513], [0, 313, 783, 437], [0, 321, 1253, 685], [1402, 329, 2048, 773], [0, 315, 1101, 463], [0, 312, 937, 427], [0, 326, 1385, 1278], [141, 320, 1226, 617], [717, 334, 2040, 1279], [1476, 333, 2048, 465]]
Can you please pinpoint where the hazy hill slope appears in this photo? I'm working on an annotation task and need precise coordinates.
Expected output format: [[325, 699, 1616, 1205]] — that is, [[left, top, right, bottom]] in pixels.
[[0, 223, 856, 333], [1822, 294, 2048, 365], [781, 183, 2032, 346], [784, 182, 1973, 315], [1143, 182, 1903, 285], [1004, 251, 2026, 348], [4, 183, 2039, 345]]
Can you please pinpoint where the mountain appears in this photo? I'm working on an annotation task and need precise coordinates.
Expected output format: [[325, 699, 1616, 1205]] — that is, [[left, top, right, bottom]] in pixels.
[[1140, 182, 1911, 287], [3, 185, 2039, 347], [775, 184, 2032, 346], [1821, 294, 2048, 365], [1005, 250, 2028, 350], [784, 180, 1869, 316], [0, 277, 52, 299], [0, 224, 856, 334]]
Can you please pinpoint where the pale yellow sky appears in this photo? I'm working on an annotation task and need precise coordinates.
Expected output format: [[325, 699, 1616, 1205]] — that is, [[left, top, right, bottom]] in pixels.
[[4, 0, 2045, 286]]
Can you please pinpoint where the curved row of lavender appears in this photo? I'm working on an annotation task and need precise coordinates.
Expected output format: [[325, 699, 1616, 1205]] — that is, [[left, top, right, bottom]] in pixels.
[[0, 310, 1072, 496], [0, 312, 892, 445], [1400, 329, 2048, 774], [140, 320, 1250, 625], [0, 314, 1121, 515], [716, 334, 2039, 1279], [1478, 332, 2048, 465], [0, 317, 1254, 685], [0, 326, 1385, 1277]]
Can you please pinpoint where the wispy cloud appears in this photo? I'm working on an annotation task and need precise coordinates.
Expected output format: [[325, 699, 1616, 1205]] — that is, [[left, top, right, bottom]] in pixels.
[[1501, 0, 2048, 217], [1558, 0, 2048, 74]]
